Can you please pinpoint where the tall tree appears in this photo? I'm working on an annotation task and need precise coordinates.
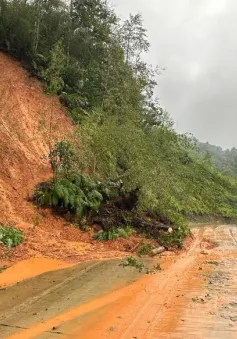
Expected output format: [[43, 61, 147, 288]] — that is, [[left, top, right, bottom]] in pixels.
[[120, 14, 150, 66]]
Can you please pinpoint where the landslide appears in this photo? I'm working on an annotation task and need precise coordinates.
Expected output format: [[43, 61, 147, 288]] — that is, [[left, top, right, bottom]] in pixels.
[[0, 52, 140, 266], [0, 52, 72, 223]]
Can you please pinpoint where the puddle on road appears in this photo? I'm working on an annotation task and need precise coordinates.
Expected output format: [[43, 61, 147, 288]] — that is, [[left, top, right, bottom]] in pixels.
[[0, 258, 71, 287]]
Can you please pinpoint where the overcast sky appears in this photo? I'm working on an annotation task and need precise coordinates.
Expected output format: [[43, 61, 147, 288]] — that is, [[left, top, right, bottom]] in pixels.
[[113, 0, 237, 149]]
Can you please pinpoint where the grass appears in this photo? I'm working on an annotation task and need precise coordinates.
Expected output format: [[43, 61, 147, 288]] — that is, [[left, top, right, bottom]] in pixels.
[[94, 227, 132, 241]]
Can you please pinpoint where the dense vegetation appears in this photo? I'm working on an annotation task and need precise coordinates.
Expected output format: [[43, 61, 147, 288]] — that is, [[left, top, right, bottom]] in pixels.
[[1, 0, 237, 247], [196, 140, 237, 177]]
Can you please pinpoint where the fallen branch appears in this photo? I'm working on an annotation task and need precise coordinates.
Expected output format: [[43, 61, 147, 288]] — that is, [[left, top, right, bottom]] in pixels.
[[130, 240, 144, 253]]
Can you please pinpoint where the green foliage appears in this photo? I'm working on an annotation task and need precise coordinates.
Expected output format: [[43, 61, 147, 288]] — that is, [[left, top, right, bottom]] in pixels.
[[49, 140, 76, 180], [137, 243, 154, 256], [0, 224, 23, 248], [3, 0, 237, 247], [120, 256, 145, 272], [146, 262, 161, 274], [158, 228, 187, 249], [124, 225, 133, 235], [76, 115, 237, 235], [94, 227, 131, 241], [40, 41, 66, 94], [120, 13, 150, 65], [0, 0, 166, 126], [196, 141, 237, 177], [34, 172, 103, 217]]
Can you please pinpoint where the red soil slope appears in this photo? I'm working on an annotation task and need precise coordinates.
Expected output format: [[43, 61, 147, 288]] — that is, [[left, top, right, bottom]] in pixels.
[[0, 52, 72, 223], [0, 52, 147, 267]]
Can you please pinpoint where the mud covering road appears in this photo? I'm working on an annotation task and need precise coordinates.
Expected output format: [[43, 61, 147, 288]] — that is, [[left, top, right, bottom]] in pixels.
[[0, 259, 145, 338], [1, 225, 237, 339]]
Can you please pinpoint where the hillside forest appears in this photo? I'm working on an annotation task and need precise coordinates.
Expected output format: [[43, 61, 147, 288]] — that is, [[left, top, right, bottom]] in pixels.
[[1, 0, 237, 248]]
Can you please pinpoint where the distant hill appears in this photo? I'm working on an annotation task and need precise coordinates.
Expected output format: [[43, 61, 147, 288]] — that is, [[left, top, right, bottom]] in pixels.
[[197, 141, 237, 177]]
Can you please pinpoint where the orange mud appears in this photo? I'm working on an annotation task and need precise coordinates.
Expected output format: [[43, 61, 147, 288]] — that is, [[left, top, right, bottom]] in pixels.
[[4, 225, 236, 339], [67, 231, 205, 339], [0, 258, 71, 288], [72, 225, 237, 339], [4, 275, 152, 339], [2, 231, 199, 339]]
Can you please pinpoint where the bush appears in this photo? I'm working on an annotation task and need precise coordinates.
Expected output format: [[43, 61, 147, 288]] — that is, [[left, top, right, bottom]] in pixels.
[[34, 173, 103, 217], [94, 227, 132, 241], [0, 224, 23, 248], [158, 225, 189, 249]]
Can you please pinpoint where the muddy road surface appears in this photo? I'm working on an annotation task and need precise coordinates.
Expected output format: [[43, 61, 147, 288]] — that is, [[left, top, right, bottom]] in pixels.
[[1, 225, 237, 339]]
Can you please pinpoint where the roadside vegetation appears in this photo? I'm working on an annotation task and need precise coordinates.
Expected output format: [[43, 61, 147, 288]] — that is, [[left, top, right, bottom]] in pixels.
[[120, 256, 145, 272], [120, 256, 161, 274], [1, 0, 237, 248], [94, 227, 132, 241], [137, 244, 155, 257]]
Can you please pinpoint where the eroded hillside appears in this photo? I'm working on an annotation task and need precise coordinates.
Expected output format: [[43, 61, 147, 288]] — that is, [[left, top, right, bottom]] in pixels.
[[0, 53, 137, 266], [0, 52, 72, 222]]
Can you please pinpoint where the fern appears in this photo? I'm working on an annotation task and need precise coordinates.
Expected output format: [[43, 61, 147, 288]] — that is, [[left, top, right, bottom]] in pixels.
[[117, 228, 130, 238], [34, 173, 104, 217], [94, 227, 132, 241]]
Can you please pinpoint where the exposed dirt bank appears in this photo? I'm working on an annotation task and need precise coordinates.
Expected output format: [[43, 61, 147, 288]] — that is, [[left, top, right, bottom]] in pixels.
[[0, 52, 72, 224]]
